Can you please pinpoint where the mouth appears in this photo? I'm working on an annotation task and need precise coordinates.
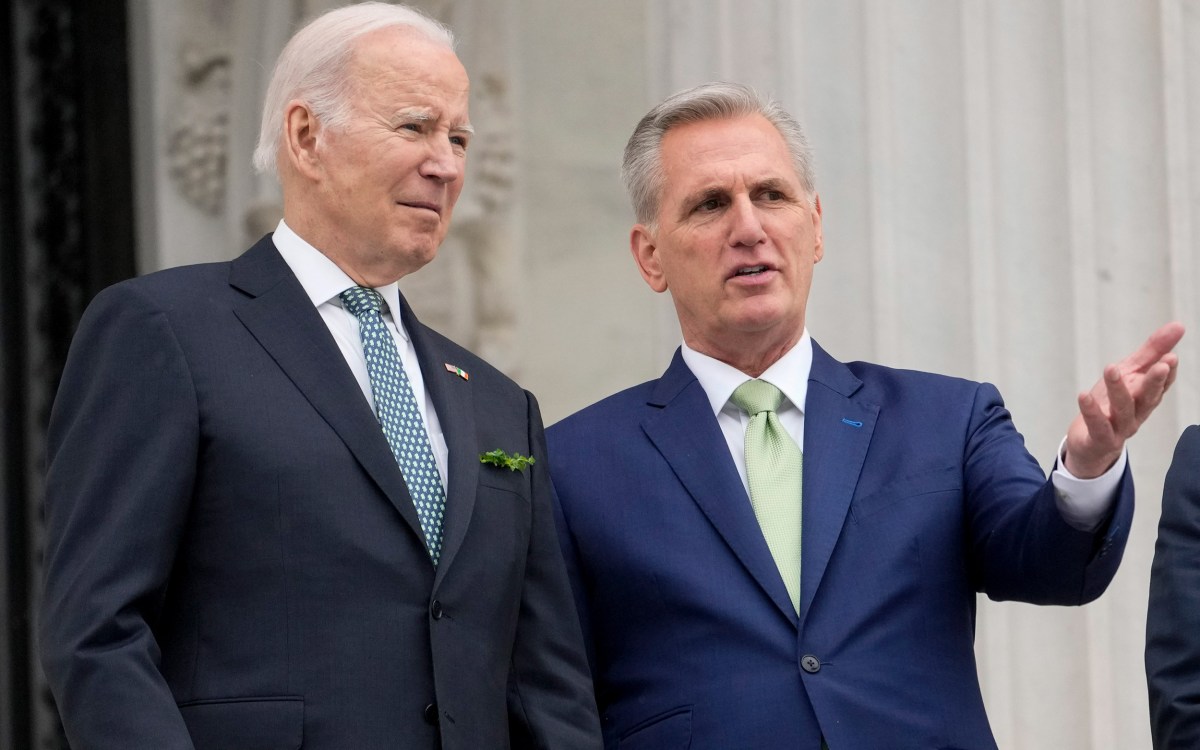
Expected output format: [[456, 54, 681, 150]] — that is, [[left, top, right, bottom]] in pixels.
[[731, 264, 771, 278], [398, 201, 442, 216]]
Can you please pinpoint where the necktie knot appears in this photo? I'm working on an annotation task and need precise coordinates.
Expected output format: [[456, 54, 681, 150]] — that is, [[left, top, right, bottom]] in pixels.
[[340, 286, 384, 318], [731, 379, 785, 416]]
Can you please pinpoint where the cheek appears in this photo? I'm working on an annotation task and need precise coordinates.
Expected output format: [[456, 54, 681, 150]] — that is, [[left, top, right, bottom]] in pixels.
[[446, 180, 466, 209]]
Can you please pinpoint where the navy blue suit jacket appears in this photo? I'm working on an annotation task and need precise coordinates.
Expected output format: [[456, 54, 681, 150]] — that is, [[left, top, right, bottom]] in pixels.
[[40, 237, 601, 749], [548, 342, 1132, 749], [1146, 424, 1200, 749]]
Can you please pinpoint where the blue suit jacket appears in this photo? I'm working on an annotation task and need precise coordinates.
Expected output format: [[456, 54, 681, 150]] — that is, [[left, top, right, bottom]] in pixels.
[[40, 237, 601, 750], [1146, 424, 1200, 749], [548, 342, 1132, 749]]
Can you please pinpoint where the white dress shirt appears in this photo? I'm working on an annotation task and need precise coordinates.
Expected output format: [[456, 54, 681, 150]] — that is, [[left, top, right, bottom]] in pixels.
[[681, 330, 1124, 531], [271, 219, 449, 489]]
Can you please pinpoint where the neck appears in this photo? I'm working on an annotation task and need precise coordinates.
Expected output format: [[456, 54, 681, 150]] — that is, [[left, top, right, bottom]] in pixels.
[[281, 207, 411, 288], [685, 330, 802, 378]]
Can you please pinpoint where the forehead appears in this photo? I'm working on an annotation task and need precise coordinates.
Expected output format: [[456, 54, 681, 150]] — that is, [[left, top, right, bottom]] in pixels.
[[659, 114, 798, 194], [348, 27, 470, 109]]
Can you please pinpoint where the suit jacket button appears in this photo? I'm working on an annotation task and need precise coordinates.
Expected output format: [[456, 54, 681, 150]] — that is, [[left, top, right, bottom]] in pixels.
[[801, 654, 821, 673], [423, 702, 439, 725], [430, 600, 444, 620]]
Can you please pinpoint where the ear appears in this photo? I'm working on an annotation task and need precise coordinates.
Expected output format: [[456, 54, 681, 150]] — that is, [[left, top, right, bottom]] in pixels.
[[631, 224, 668, 293], [282, 100, 323, 181], [811, 193, 824, 263]]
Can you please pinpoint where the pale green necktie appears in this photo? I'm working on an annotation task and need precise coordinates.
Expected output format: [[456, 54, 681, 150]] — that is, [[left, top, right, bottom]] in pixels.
[[731, 379, 803, 613]]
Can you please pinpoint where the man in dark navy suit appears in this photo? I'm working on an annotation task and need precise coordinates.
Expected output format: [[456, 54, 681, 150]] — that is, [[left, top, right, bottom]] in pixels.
[[548, 81, 1182, 749], [39, 4, 600, 748], [1147, 425, 1200, 749]]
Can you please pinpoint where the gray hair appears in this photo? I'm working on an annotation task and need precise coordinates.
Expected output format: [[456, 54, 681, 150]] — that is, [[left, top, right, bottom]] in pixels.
[[252, 1, 456, 176], [621, 81, 816, 226]]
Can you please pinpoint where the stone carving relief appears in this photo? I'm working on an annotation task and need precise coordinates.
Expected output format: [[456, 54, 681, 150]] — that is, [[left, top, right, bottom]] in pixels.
[[167, 0, 520, 375], [166, 0, 233, 215]]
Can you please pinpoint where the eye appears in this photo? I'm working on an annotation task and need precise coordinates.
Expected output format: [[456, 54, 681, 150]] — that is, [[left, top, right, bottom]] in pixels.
[[450, 134, 469, 150], [695, 196, 725, 213], [761, 190, 785, 202], [400, 122, 423, 133]]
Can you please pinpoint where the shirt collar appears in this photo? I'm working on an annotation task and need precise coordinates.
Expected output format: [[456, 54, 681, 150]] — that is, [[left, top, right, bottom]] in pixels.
[[272, 219, 409, 341], [681, 330, 813, 417]]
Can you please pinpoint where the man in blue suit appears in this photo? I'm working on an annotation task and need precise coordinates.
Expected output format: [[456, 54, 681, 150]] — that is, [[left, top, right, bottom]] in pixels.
[[548, 82, 1183, 749], [39, 4, 600, 748]]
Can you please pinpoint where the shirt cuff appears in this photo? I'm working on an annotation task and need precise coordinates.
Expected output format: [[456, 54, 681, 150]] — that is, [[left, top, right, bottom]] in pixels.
[[1051, 436, 1127, 532]]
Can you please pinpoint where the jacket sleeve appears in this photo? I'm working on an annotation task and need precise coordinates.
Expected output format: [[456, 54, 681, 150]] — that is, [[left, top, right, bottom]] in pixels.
[[964, 382, 1134, 605], [1146, 425, 1200, 749], [505, 391, 603, 749], [40, 283, 198, 749]]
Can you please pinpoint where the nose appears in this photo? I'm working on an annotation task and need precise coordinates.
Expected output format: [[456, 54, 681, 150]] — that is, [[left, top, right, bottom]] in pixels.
[[727, 195, 767, 248], [420, 138, 462, 183]]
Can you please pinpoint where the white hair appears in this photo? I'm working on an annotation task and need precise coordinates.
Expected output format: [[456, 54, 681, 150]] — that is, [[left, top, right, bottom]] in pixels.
[[621, 81, 816, 226], [252, 1, 456, 176]]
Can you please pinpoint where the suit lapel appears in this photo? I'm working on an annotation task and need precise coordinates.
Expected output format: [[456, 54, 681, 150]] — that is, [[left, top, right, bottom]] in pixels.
[[798, 342, 877, 628], [228, 238, 426, 544], [398, 296, 479, 585], [641, 350, 799, 624]]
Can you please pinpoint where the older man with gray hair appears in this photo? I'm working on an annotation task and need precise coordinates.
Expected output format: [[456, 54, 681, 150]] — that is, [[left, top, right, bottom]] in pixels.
[[548, 81, 1182, 748], [39, 3, 601, 748]]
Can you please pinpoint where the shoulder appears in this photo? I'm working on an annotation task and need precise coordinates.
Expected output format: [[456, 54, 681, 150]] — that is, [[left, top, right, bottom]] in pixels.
[[75, 262, 233, 338], [1167, 425, 1200, 480], [840, 358, 996, 406], [1175, 424, 1200, 454], [85, 261, 232, 317], [548, 379, 659, 441]]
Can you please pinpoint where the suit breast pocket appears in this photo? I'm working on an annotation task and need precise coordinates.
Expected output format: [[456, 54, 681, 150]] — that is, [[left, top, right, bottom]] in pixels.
[[464, 478, 532, 576], [178, 696, 303, 750], [849, 465, 963, 524]]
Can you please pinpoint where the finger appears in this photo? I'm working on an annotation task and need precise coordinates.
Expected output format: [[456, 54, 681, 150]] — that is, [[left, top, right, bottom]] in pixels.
[[1162, 352, 1180, 392], [1131, 361, 1172, 417], [1119, 321, 1186, 372], [1078, 389, 1116, 448], [1103, 364, 1138, 436]]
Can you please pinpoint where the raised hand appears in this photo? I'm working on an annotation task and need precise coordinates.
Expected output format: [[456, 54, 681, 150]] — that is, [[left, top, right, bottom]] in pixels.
[[1063, 321, 1185, 478]]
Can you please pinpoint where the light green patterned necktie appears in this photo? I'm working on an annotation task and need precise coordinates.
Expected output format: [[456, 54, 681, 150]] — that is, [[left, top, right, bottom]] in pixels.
[[731, 379, 803, 613]]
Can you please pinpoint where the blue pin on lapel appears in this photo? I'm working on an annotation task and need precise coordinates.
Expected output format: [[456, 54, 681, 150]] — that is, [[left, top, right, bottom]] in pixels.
[[841, 418, 863, 428]]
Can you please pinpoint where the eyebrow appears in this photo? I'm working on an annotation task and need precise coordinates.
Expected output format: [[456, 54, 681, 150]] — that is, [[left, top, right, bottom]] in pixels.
[[678, 176, 794, 211], [392, 107, 475, 135], [754, 177, 791, 193]]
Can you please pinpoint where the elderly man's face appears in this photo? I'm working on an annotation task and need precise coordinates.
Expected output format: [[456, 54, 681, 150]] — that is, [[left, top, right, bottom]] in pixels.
[[631, 114, 823, 367], [311, 27, 471, 282]]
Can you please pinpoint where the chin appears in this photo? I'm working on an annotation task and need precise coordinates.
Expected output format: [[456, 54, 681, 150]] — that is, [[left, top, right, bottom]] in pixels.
[[729, 301, 796, 330], [389, 233, 441, 265]]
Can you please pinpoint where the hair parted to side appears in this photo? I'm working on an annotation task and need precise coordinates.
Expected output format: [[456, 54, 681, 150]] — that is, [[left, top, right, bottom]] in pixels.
[[621, 81, 816, 227], [252, 1, 456, 176]]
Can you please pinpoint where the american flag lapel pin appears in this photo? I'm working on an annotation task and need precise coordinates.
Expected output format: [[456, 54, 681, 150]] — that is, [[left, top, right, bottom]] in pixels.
[[444, 363, 469, 381]]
